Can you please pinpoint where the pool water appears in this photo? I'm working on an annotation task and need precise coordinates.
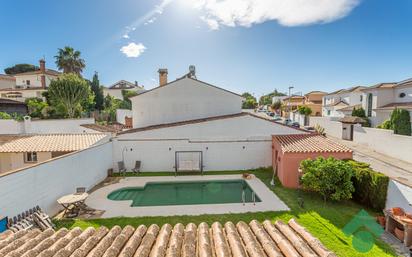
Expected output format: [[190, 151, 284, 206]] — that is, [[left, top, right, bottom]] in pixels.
[[107, 180, 261, 207]]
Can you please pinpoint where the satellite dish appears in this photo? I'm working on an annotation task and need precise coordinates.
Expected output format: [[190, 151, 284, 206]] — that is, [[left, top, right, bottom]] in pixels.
[[188, 65, 196, 79]]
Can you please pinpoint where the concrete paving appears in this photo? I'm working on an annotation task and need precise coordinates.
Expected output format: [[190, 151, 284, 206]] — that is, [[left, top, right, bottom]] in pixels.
[[86, 174, 289, 218], [331, 136, 412, 187]]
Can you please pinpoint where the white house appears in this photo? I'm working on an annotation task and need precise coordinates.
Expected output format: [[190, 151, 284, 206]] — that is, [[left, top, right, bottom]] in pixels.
[[322, 86, 365, 118], [361, 79, 412, 127], [0, 59, 60, 102], [114, 68, 306, 172], [102, 80, 145, 100], [130, 69, 244, 128], [0, 74, 15, 89]]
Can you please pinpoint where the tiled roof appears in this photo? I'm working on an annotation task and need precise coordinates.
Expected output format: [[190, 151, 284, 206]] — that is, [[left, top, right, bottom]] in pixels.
[[13, 69, 61, 76], [0, 134, 107, 153], [339, 116, 367, 124], [362, 83, 397, 91], [0, 74, 15, 81], [108, 80, 142, 89], [81, 124, 122, 133], [273, 134, 352, 153], [337, 104, 362, 112], [0, 219, 336, 257], [0, 98, 27, 105], [375, 102, 412, 110]]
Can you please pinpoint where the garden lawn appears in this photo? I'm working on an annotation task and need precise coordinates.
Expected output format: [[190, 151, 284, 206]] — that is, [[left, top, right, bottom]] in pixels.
[[54, 168, 397, 257]]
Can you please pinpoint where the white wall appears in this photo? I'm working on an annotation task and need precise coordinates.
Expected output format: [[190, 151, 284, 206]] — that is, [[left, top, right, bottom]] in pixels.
[[0, 118, 97, 135], [0, 141, 113, 217], [0, 120, 23, 134], [116, 109, 133, 124], [114, 114, 305, 172], [0, 152, 51, 173], [353, 125, 412, 163], [386, 180, 412, 213], [131, 78, 243, 128], [309, 116, 343, 138]]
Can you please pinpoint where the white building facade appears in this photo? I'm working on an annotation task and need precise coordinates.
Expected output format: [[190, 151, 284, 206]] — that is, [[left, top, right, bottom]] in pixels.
[[322, 86, 365, 118]]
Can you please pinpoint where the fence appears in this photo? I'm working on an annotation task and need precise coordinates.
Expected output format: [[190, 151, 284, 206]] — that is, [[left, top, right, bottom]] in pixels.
[[0, 141, 113, 217]]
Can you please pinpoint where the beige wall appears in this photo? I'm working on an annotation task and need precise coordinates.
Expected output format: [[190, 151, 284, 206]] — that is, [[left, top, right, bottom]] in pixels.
[[0, 152, 52, 173]]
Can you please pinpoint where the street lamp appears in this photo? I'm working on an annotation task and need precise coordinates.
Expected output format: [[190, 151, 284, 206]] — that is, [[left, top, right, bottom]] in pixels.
[[287, 86, 294, 119]]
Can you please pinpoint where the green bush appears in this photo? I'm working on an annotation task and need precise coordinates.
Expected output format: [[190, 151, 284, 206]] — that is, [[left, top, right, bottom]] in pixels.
[[390, 108, 411, 136], [348, 160, 389, 211], [377, 119, 392, 129], [300, 157, 355, 202], [0, 112, 12, 119]]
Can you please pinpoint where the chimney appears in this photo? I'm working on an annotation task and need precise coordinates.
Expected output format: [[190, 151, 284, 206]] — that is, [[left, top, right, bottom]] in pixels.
[[134, 81, 138, 87], [39, 59, 46, 88], [158, 68, 168, 87]]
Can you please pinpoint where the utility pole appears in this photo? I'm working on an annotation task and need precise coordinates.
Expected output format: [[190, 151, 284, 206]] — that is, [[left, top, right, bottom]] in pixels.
[[288, 86, 294, 120]]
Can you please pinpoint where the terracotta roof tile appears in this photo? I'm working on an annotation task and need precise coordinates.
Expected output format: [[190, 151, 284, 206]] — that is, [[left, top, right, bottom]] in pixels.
[[0, 134, 107, 153], [375, 102, 412, 110], [0, 219, 336, 257], [273, 134, 352, 153]]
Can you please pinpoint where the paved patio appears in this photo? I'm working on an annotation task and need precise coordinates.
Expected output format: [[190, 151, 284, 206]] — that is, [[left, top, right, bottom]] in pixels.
[[86, 174, 289, 218]]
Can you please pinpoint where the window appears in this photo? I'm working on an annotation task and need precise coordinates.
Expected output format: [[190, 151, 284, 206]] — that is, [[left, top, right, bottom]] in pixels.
[[24, 152, 38, 163], [367, 93, 373, 117], [327, 110, 331, 115], [26, 80, 30, 86], [360, 95, 363, 101], [399, 92, 406, 98]]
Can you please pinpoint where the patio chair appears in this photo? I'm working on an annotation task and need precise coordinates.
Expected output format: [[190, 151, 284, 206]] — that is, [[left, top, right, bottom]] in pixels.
[[132, 161, 141, 174], [118, 161, 126, 175]]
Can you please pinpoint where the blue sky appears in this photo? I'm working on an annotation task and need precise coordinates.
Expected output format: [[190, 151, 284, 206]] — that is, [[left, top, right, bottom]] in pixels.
[[1, 0, 411, 97]]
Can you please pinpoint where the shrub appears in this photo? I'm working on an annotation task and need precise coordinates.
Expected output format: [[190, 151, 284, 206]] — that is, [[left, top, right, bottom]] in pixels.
[[377, 119, 392, 129], [352, 107, 366, 118], [348, 160, 389, 211], [300, 157, 355, 202], [0, 112, 12, 119], [390, 108, 411, 136]]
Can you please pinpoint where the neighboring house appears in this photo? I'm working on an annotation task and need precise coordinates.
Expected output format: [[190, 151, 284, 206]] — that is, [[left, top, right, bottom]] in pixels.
[[103, 80, 145, 100], [0, 74, 15, 89], [287, 91, 326, 125], [322, 86, 365, 117], [272, 96, 287, 105], [281, 95, 305, 117], [130, 69, 244, 129], [361, 79, 412, 127], [113, 68, 307, 172], [0, 59, 60, 102], [0, 133, 107, 173], [0, 98, 28, 115]]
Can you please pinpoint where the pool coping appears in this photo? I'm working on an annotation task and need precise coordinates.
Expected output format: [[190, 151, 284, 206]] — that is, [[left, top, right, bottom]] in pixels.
[[85, 174, 290, 218]]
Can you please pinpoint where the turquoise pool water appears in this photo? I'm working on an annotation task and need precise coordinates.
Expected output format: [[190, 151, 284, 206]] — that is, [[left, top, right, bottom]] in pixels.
[[107, 179, 261, 207]]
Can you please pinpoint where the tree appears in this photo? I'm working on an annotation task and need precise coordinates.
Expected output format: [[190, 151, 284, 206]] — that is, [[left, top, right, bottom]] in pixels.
[[90, 72, 104, 110], [300, 157, 355, 202], [241, 92, 257, 109], [120, 90, 139, 110], [390, 108, 411, 136], [103, 95, 122, 122], [351, 107, 371, 127], [4, 64, 39, 75], [0, 112, 12, 119], [259, 89, 286, 106], [54, 46, 86, 75], [48, 73, 91, 118], [25, 98, 48, 118], [298, 106, 312, 116], [271, 100, 282, 111]]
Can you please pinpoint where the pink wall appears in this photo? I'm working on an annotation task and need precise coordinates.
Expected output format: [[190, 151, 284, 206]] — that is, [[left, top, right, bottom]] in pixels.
[[272, 140, 353, 189]]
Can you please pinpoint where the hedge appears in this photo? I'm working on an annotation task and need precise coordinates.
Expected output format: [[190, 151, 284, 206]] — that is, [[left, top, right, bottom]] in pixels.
[[347, 160, 389, 211]]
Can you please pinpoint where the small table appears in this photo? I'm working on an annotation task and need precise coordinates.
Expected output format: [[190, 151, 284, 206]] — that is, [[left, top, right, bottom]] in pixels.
[[57, 193, 88, 217]]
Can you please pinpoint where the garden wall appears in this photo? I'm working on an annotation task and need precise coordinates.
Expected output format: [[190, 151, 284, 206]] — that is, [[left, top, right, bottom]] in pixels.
[[353, 126, 412, 163], [309, 117, 342, 138], [386, 180, 412, 213], [0, 141, 113, 217], [0, 117, 96, 134]]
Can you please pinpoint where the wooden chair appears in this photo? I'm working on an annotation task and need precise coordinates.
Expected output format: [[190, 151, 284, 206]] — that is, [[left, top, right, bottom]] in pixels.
[[132, 161, 141, 174]]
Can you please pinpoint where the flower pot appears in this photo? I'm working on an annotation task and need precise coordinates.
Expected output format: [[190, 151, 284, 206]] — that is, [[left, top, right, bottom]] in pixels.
[[392, 207, 405, 216], [394, 227, 405, 242], [376, 216, 385, 227]]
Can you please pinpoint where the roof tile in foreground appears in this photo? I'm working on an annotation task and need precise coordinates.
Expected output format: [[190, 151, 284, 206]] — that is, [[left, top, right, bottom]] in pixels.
[[273, 134, 352, 153], [0, 219, 336, 257], [0, 133, 107, 153]]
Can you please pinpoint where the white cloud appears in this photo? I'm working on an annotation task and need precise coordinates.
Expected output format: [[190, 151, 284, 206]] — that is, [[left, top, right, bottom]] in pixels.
[[120, 43, 146, 58], [122, 34, 130, 39], [192, 0, 360, 29]]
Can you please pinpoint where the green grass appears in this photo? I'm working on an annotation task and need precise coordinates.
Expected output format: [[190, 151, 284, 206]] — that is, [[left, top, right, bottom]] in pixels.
[[54, 168, 398, 257]]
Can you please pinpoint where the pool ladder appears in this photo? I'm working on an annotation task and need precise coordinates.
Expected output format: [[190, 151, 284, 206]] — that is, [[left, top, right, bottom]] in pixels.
[[242, 191, 256, 206]]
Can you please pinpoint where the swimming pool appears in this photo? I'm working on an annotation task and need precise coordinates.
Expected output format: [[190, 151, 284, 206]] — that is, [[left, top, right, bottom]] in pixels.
[[107, 179, 261, 207]]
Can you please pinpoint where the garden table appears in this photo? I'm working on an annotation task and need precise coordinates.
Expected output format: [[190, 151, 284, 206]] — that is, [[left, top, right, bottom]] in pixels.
[[57, 192, 88, 217]]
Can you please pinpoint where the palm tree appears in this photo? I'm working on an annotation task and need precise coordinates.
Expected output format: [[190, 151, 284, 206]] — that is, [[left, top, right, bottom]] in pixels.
[[54, 46, 86, 75]]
